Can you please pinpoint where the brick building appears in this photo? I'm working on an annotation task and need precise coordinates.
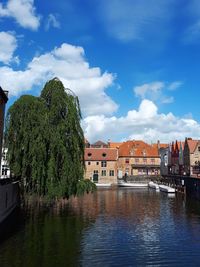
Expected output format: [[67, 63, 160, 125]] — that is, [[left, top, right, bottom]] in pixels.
[[84, 148, 118, 184], [117, 140, 160, 177]]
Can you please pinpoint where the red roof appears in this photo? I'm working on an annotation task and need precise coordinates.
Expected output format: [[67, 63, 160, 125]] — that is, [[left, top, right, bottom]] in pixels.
[[187, 139, 198, 153], [118, 140, 159, 157], [85, 148, 118, 161], [108, 142, 123, 148]]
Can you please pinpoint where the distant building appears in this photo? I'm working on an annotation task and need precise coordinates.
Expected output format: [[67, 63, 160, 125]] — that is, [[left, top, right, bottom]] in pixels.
[[117, 140, 160, 177], [90, 140, 108, 148], [0, 87, 8, 171], [84, 148, 118, 184], [171, 141, 185, 175], [184, 138, 200, 176]]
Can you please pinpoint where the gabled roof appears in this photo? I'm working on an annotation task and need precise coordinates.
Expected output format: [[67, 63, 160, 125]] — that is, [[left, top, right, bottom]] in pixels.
[[187, 139, 199, 153], [85, 148, 118, 161], [118, 140, 159, 157]]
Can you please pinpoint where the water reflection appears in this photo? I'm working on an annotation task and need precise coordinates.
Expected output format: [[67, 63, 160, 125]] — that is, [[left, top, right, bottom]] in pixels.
[[0, 189, 200, 266]]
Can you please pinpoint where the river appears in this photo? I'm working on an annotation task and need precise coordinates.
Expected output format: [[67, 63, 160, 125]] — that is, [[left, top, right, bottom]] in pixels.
[[0, 188, 200, 266]]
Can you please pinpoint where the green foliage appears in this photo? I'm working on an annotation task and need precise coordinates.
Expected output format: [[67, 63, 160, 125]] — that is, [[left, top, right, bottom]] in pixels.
[[76, 179, 97, 196], [5, 78, 94, 199]]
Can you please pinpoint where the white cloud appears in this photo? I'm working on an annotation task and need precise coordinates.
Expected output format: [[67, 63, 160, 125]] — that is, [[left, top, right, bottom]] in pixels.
[[161, 96, 174, 104], [83, 99, 200, 143], [45, 14, 60, 31], [0, 0, 40, 30], [0, 43, 118, 116], [167, 81, 182, 90], [0, 31, 18, 64], [134, 81, 164, 99], [133, 80, 182, 104], [97, 0, 174, 42]]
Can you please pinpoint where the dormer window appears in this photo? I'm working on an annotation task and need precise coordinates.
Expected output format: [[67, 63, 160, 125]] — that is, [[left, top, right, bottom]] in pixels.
[[88, 152, 92, 157], [198, 146, 200, 152], [102, 153, 107, 157]]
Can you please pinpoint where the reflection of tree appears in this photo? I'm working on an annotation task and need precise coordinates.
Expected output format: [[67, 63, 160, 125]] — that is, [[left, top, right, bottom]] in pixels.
[[0, 200, 95, 267]]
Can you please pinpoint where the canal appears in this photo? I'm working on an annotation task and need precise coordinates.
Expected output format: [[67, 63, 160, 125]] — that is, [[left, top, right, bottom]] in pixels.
[[1, 188, 200, 266]]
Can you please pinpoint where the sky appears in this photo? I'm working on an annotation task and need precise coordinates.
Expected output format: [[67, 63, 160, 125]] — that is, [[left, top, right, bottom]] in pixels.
[[1, 0, 200, 143]]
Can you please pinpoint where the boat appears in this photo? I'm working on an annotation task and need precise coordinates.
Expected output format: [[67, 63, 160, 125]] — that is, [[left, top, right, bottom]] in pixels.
[[95, 183, 112, 187], [159, 184, 176, 193], [118, 181, 148, 188], [148, 181, 159, 191], [0, 179, 20, 224]]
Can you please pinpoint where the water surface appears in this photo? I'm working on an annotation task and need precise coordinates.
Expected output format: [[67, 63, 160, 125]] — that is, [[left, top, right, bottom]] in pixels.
[[0, 188, 200, 266]]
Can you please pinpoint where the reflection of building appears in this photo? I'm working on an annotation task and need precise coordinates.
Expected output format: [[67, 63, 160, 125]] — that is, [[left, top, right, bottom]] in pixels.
[[117, 140, 161, 177], [184, 138, 200, 176], [84, 148, 118, 184]]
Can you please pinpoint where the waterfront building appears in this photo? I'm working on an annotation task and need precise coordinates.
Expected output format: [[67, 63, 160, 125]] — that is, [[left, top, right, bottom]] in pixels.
[[84, 147, 118, 184], [171, 141, 185, 175], [184, 138, 200, 176], [0, 88, 8, 171], [117, 140, 160, 177]]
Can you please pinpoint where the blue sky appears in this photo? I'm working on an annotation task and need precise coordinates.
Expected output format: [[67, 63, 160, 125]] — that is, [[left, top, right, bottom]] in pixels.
[[1, 0, 200, 143]]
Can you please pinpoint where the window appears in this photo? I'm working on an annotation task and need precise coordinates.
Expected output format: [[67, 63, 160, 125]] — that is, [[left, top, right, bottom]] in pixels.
[[101, 170, 106, 176], [88, 162, 91, 165], [151, 159, 155, 164], [125, 158, 129, 164], [2, 165, 8, 176], [94, 170, 98, 174], [135, 158, 139, 163], [198, 146, 200, 152], [109, 170, 114, 176], [96, 162, 99, 165], [101, 161, 107, 167], [143, 158, 147, 164]]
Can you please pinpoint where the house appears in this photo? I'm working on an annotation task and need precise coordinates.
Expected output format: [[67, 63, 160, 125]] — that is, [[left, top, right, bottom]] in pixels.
[[184, 138, 200, 176], [171, 141, 185, 175], [84, 148, 118, 184], [117, 140, 160, 177]]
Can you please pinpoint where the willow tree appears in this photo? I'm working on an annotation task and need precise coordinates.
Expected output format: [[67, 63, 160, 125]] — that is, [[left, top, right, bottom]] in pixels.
[[5, 78, 96, 199]]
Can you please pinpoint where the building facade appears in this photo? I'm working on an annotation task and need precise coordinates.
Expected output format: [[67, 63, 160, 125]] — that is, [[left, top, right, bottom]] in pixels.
[[117, 140, 160, 177], [84, 148, 118, 184], [184, 138, 200, 176]]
